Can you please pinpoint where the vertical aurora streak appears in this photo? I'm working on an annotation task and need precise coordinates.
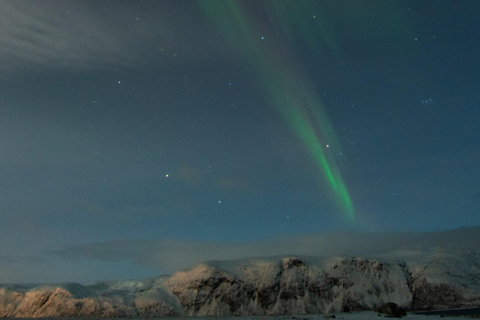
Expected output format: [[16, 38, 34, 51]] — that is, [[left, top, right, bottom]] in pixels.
[[199, 1, 355, 222]]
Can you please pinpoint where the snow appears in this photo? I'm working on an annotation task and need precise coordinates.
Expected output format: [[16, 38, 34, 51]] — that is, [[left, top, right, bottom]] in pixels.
[[1, 248, 480, 317], [155, 312, 475, 320]]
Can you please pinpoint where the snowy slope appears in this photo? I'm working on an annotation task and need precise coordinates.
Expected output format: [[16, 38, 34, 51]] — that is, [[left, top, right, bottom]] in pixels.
[[405, 249, 480, 310], [0, 248, 479, 317], [0, 275, 180, 317], [167, 256, 412, 316]]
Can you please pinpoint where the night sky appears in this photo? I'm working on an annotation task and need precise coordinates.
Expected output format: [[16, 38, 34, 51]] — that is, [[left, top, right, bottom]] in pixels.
[[1, 0, 480, 284]]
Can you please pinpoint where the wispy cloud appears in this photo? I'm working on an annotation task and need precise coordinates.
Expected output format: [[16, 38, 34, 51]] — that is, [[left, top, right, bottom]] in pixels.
[[0, 1, 202, 78], [0, 2, 135, 76], [52, 226, 480, 275]]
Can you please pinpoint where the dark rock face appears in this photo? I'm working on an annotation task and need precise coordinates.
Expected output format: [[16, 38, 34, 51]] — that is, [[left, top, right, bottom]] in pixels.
[[377, 302, 407, 318], [1, 252, 480, 317], [412, 279, 472, 310], [408, 250, 480, 311]]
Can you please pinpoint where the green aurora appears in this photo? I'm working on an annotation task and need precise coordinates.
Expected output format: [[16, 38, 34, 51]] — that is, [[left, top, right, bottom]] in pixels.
[[199, 1, 359, 222]]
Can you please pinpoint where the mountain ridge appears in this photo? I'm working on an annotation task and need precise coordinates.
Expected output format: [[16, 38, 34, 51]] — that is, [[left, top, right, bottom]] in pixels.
[[1, 248, 479, 317]]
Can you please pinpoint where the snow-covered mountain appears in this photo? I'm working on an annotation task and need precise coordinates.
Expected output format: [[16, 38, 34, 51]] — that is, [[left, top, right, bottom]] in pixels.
[[1, 248, 479, 317]]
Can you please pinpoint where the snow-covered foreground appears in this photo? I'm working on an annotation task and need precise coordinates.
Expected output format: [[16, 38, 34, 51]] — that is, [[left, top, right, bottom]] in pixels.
[[30, 312, 471, 320], [162, 312, 476, 320]]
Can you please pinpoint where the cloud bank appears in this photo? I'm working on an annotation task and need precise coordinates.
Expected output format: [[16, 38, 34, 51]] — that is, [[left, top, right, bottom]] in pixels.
[[52, 226, 480, 276]]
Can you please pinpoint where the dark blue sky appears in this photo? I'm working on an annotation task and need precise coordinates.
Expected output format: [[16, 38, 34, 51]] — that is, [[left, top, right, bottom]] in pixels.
[[1, 0, 479, 283]]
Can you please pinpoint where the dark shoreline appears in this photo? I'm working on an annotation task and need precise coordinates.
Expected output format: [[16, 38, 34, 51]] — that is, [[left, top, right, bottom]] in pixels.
[[413, 308, 480, 317]]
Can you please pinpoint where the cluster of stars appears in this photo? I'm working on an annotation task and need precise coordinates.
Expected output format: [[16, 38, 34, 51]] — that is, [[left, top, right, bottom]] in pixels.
[[422, 98, 433, 104]]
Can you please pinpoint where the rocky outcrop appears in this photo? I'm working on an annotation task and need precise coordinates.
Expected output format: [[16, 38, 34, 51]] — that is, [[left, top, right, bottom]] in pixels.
[[408, 250, 480, 310], [0, 279, 181, 318], [167, 257, 412, 316], [377, 302, 407, 318], [1, 250, 480, 317]]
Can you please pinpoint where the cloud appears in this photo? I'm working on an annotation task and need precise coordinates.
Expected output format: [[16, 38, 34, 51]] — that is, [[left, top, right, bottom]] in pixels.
[[0, 1, 205, 78], [52, 226, 480, 275], [0, 2, 130, 76]]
